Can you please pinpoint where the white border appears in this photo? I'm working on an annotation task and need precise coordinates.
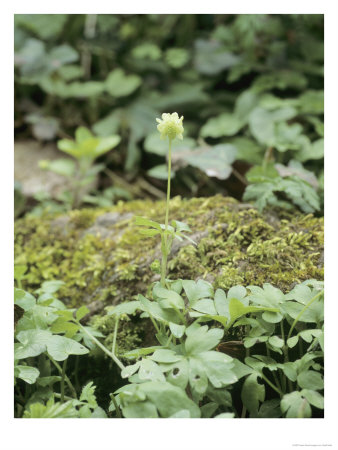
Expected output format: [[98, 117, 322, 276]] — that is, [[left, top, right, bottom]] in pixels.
[[2, 2, 338, 449]]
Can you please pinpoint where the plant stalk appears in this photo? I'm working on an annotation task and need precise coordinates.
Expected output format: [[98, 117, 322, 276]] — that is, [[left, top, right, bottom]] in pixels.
[[78, 323, 125, 370], [61, 359, 67, 403], [161, 138, 172, 286]]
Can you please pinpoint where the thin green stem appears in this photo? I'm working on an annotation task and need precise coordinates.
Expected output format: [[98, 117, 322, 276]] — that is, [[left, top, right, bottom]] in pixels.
[[78, 323, 125, 370], [287, 291, 323, 340], [61, 359, 67, 403], [165, 138, 172, 231], [160, 138, 172, 287], [261, 373, 283, 397], [110, 394, 122, 418], [47, 355, 77, 398], [266, 345, 283, 393]]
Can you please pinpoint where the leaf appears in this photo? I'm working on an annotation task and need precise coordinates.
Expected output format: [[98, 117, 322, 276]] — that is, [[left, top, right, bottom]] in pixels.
[[153, 286, 185, 310], [14, 288, 36, 311], [15, 365, 40, 384], [296, 138, 324, 162], [134, 216, 162, 230], [194, 39, 240, 75], [147, 164, 175, 180], [192, 299, 217, 315], [257, 399, 282, 418], [80, 382, 98, 409], [44, 158, 76, 177], [281, 391, 311, 418], [15, 330, 52, 359], [172, 144, 237, 180], [287, 336, 299, 348], [268, 336, 284, 349], [200, 113, 244, 138], [297, 370, 324, 391], [301, 389, 324, 409], [134, 381, 201, 418], [231, 137, 264, 165], [241, 373, 265, 416], [185, 326, 223, 355], [227, 298, 278, 329], [76, 305, 89, 321], [169, 322, 185, 338], [107, 301, 141, 316], [188, 356, 208, 393], [23, 399, 78, 418], [166, 360, 189, 390], [105, 68, 141, 97], [199, 351, 237, 387], [144, 133, 196, 157], [150, 349, 182, 363], [182, 280, 214, 306], [46, 335, 89, 361], [214, 288, 228, 317]]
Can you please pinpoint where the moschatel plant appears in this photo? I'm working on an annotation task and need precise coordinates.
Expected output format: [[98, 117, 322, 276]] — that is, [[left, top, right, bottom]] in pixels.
[[14, 113, 324, 418], [38, 126, 120, 210]]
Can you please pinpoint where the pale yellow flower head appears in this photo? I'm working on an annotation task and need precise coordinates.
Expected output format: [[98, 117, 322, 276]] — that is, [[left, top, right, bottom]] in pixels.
[[156, 112, 184, 141]]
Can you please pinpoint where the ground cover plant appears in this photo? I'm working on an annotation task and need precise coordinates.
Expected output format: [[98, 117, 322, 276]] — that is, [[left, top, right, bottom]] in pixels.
[[14, 113, 324, 418], [14, 14, 324, 216]]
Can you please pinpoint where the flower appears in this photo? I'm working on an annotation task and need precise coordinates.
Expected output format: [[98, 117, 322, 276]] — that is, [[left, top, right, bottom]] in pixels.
[[156, 112, 184, 141]]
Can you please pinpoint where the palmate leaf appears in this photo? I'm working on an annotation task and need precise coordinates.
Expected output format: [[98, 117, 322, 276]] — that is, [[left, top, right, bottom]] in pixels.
[[243, 176, 320, 213]]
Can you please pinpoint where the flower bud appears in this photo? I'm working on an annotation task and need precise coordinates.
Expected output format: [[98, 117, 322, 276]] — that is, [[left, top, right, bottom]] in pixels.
[[156, 112, 184, 141]]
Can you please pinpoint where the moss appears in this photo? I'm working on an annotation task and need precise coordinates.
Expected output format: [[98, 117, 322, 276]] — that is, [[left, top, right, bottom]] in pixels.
[[15, 195, 324, 311], [90, 314, 143, 356]]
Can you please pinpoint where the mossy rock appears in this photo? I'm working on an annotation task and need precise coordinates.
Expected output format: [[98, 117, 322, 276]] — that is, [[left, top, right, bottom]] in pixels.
[[15, 194, 323, 315]]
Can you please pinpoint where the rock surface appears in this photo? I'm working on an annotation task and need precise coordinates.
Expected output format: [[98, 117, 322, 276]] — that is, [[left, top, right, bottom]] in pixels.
[[15, 195, 324, 317]]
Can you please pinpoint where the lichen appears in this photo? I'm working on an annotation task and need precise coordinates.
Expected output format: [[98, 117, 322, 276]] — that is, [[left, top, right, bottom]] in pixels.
[[15, 195, 324, 311]]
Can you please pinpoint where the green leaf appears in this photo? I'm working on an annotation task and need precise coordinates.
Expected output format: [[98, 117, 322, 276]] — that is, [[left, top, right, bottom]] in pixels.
[[231, 137, 264, 165], [127, 381, 201, 418], [147, 164, 175, 180], [107, 301, 141, 316], [172, 144, 237, 180], [185, 326, 223, 355], [241, 373, 265, 416], [182, 280, 214, 306], [15, 365, 40, 384], [169, 322, 185, 338], [14, 288, 36, 311], [134, 216, 162, 230], [15, 330, 52, 359], [268, 335, 284, 348], [188, 356, 208, 393], [214, 289, 228, 317], [76, 305, 89, 321], [23, 399, 78, 418], [194, 39, 240, 76], [281, 391, 311, 418], [297, 370, 324, 391], [192, 299, 217, 315], [166, 360, 189, 390], [105, 68, 141, 97], [150, 349, 182, 363], [287, 336, 299, 348], [46, 335, 89, 361], [153, 286, 185, 310], [201, 113, 244, 138], [199, 351, 237, 387], [296, 138, 324, 162], [79, 382, 98, 409], [228, 298, 278, 328], [144, 132, 195, 156], [50, 317, 79, 338], [301, 389, 324, 409], [44, 158, 76, 177], [257, 399, 282, 418]]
